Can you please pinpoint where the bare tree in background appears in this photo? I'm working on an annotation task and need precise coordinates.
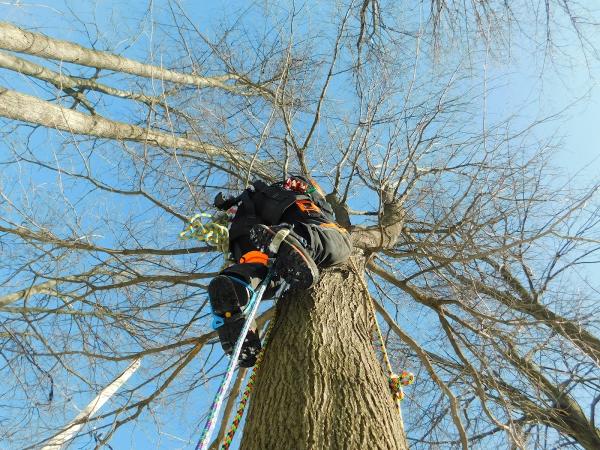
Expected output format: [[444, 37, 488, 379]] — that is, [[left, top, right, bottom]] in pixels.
[[0, 1, 599, 448]]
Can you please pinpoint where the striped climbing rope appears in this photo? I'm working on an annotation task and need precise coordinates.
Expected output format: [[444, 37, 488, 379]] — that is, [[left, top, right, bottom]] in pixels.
[[350, 260, 415, 408], [195, 270, 274, 450], [194, 228, 292, 450], [220, 319, 276, 449]]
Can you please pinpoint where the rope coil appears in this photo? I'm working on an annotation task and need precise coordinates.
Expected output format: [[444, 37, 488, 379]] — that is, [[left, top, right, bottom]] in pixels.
[[389, 371, 415, 402], [180, 213, 230, 254]]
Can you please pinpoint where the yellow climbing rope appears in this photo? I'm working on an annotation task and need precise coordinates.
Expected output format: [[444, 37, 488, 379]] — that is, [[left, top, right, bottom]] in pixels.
[[350, 259, 415, 409], [366, 291, 414, 404], [179, 212, 230, 254]]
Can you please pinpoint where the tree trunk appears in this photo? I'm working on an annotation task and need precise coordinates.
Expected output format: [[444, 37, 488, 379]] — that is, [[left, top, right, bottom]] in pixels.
[[241, 259, 408, 450]]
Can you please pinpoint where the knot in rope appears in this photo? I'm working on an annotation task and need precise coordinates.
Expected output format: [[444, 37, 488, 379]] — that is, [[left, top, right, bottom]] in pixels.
[[399, 370, 415, 386], [389, 371, 415, 402], [179, 213, 229, 253]]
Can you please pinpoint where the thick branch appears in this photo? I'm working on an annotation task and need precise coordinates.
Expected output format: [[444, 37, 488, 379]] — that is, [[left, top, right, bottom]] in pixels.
[[449, 267, 600, 365], [0, 221, 215, 255], [0, 87, 271, 178], [0, 50, 161, 104], [325, 193, 352, 229], [0, 279, 60, 308], [503, 342, 600, 449], [0, 22, 242, 92], [351, 199, 405, 251]]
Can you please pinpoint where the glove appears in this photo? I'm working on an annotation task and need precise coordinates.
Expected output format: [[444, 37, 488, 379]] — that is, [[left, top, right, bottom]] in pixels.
[[214, 192, 240, 210], [250, 179, 268, 192]]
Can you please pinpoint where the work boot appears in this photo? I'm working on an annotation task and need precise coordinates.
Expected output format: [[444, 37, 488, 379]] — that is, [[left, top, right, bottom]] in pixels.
[[249, 224, 319, 289], [215, 315, 262, 367], [208, 275, 251, 316], [208, 275, 261, 367]]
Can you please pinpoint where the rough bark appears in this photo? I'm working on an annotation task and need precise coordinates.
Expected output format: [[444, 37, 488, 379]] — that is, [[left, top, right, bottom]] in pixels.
[[241, 259, 408, 450]]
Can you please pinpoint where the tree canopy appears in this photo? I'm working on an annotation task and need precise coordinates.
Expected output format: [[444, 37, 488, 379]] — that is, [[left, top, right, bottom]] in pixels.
[[0, 1, 599, 448]]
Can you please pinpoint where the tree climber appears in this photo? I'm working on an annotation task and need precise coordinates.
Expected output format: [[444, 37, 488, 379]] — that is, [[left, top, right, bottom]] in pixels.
[[209, 175, 352, 367]]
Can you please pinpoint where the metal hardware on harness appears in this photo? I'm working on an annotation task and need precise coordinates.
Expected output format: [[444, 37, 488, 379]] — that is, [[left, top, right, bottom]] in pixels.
[[268, 228, 291, 254]]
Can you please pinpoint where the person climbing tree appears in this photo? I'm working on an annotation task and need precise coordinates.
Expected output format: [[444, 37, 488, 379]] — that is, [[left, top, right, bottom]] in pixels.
[[208, 175, 352, 367]]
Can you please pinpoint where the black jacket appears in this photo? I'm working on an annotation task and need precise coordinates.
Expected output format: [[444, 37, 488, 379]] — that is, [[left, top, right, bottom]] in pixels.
[[226, 180, 335, 243]]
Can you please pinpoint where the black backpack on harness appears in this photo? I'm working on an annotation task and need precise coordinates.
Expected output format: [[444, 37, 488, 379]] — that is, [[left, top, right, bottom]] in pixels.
[[219, 176, 335, 243]]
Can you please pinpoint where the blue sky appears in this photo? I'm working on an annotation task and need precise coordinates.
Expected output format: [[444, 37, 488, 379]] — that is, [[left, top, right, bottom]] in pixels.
[[3, 0, 598, 181], [1, 1, 600, 449]]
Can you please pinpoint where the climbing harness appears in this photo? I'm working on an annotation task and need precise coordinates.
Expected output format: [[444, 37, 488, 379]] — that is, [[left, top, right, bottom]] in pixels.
[[180, 212, 230, 254], [196, 268, 275, 450]]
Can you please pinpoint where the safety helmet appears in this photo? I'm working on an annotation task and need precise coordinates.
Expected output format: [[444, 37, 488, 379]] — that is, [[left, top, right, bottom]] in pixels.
[[283, 174, 324, 197]]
